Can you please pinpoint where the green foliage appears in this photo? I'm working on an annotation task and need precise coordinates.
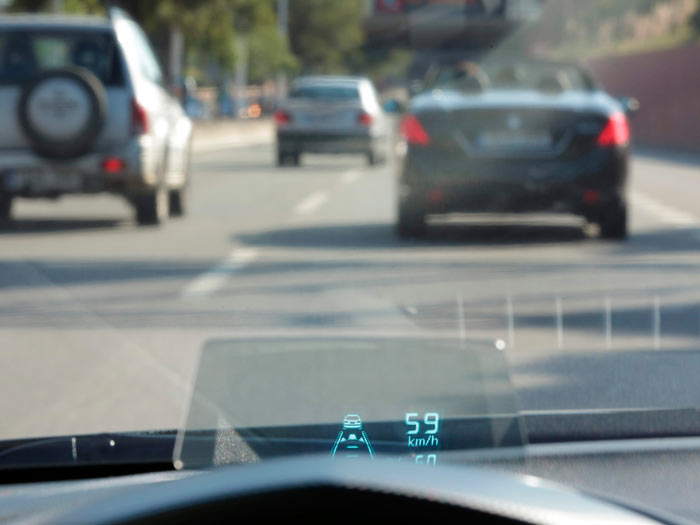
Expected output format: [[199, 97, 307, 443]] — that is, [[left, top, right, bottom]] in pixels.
[[692, 2, 700, 34], [288, 0, 365, 74], [363, 47, 413, 84], [63, 0, 103, 14], [247, 25, 299, 83], [9, 0, 298, 83]]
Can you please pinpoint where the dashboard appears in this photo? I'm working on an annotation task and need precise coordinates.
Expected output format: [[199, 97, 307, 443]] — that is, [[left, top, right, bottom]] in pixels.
[[2, 337, 699, 523], [6, 438, 700, 524], [0, 450, 677, 525]]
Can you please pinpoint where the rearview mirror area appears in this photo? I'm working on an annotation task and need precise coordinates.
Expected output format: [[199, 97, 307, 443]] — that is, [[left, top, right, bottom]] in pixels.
[[618, 96, 640, 116], [383, 98, 405, 113]]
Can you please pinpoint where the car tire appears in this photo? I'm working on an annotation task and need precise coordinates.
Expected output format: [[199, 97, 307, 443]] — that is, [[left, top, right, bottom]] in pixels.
[[134, 185, 169, 226], [367, 150, 377, 166], [598, 201, 628, 240], [278, 151, 300, 167], [367, 142, 386, 166], [0, 193, 13, 222], [169, 188, 186, 217], [397, 203, 426, 238], [18, 67, 107, 159]]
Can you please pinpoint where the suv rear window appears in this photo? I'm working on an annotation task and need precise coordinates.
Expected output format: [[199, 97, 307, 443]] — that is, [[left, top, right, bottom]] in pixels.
[[0, 30, 124, 86], [289, 85, 360, 101]]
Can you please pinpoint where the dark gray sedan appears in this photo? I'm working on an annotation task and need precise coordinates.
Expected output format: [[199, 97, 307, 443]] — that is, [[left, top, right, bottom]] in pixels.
[[396, 59, 635, 240]]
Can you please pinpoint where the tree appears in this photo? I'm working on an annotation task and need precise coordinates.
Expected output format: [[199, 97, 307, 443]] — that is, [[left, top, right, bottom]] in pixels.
[[692, 3, 700, 35], [288, 0, 365, 74]]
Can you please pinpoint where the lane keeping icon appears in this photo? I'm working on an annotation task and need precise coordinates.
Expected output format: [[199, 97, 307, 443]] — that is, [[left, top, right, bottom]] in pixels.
[[330, 414, 375, 459]]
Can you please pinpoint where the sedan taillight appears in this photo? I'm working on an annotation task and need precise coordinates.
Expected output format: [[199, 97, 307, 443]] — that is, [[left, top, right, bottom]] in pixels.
[[357, 111, 373, 126], [400, 114, 430, 146], [597, 112, 629, 147], [274, 110, 292, 125]]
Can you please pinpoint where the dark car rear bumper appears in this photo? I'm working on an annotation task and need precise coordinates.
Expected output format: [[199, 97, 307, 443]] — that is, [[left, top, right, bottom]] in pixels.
[[278, 130, 373, 154], [398, 146, 628, 218]]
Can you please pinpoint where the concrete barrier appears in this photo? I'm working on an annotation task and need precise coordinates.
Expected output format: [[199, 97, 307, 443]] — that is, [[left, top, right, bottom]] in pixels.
[[588, 44, 700, 151]]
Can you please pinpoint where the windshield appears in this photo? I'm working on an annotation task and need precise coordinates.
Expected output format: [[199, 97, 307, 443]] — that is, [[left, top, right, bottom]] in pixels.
[[0, 29, 123, 85], [1, 0, 700, 473]]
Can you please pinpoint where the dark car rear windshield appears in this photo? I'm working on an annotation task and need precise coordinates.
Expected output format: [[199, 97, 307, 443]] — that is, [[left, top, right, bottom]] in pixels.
[[0, 29, 124, 86], [289, 84, 360, 101]]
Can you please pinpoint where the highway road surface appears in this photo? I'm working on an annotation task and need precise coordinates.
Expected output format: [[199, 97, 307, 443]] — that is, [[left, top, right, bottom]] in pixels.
[[2, 119, 700, 440]]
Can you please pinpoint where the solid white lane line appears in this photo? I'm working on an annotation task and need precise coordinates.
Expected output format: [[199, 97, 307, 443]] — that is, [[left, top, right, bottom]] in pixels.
[[457, 292, 466, 344], [555, 296, 563, 350], [294, 191, 328, 215], [604, 296, 612, 350], [653, 296, 661, 350], [630, 190, 699, 227], [181, 248, 258, 298], [506, 296, 515, 350]]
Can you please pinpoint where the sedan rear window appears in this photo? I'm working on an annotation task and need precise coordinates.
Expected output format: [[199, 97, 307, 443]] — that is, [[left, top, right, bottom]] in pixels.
[[289, 85, 360, 101], [0, 30, 124, 86]]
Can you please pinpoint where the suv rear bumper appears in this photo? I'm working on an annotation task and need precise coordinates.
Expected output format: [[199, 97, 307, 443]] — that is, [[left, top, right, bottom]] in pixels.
[[0, 137, 161, 197]]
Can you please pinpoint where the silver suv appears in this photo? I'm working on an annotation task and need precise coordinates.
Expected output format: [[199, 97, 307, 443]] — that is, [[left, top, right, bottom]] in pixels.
[[0, 9, 193, 225]]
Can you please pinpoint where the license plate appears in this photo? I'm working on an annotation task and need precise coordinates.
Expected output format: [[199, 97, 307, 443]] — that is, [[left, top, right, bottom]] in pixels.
[[478, 131, 552, 150], [3, 170, 82, 193], [312, 112, 336, 124]]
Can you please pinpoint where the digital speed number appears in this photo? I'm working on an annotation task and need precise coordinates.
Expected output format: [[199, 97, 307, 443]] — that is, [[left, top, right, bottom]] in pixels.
[[405, 412, 439, 436], [404, 412, 440, 465]]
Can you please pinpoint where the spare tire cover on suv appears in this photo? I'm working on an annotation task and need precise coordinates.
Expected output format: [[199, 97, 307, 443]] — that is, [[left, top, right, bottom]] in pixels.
[[18, 67, 107, 159]]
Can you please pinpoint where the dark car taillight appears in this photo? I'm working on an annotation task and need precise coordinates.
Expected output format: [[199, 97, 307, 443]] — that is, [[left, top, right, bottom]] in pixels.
[[357, 111, 373, 126], [597, 112, 629, 147], [131, 99, 149, 135], [400, 114, 430, 146], [274, 110, 292, 125]]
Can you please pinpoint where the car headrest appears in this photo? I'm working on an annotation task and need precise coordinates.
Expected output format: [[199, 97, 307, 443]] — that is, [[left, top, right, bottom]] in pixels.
[[536, 72, 571, 94]]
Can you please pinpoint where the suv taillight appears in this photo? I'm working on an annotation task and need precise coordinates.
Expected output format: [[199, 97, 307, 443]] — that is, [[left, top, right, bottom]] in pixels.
[[597, 112, 629, 147], [400, 114, 430, 146], [131, 99, 149, 135]]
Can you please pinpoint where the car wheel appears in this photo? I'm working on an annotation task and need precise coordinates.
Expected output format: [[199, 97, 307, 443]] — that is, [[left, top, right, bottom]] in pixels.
[[169, 188, 187, 217], [277, 151, 300, 167], [170, 143, 191, 217], [134, 185, 169, 226], [367, 142, 386, 166], [367, 150, 377, 166], [598, 201, 628, 240], [397, 203, 426, 238], [0, 193, 13, 222]]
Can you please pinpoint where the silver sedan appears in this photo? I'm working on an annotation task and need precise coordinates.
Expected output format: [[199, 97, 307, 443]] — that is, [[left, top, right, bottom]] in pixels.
[[275, 76, 389, 167]]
